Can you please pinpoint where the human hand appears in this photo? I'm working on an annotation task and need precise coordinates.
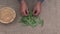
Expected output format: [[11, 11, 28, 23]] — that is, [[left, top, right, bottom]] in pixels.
[[20, 0, 29, 16], [33, 2, 41, 16]]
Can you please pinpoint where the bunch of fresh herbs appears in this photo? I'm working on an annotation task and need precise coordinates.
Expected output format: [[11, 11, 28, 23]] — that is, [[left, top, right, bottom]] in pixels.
[[20, 10, 44, 27]]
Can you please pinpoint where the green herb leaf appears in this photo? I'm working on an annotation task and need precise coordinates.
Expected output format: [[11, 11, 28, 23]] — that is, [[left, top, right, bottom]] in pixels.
[[20, 10, 44, 27]]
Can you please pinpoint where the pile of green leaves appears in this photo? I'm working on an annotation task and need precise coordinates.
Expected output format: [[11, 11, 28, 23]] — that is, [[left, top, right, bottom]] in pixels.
[[21, 10, 44, 27]]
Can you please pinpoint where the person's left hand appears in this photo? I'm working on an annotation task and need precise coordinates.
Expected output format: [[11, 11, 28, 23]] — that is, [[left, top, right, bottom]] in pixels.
[[33, 2, 42, 16], [20, 0, 29, 16]]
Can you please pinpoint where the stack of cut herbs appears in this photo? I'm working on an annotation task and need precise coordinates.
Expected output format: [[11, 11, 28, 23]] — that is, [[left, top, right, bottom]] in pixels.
[[20, 10, 44, 27]]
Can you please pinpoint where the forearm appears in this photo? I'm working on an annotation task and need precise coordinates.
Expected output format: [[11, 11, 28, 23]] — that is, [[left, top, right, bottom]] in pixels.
[[37, 0, 44, 3]]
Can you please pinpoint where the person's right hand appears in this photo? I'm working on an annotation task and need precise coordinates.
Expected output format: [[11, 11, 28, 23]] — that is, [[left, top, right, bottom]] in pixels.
[[20, 0, 29, 16]]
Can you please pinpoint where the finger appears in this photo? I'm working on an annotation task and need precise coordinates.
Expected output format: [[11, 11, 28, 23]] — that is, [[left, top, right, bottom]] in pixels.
[[23, 11, 27, 16], [21, 12, 27, 16], [33, 7, 36, 14], [21, 9, 26, 16], [26, 8, 29, 15], [34, 10, 40, 16], [33, 9, 41, 16], [23, 8, 29, 16], [25, 10, 28, 16], [22, 9, 28, 16]]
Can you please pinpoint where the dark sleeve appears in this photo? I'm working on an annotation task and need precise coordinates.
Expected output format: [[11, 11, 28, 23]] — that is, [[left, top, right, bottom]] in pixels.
[[38, 0, 44, 3], [18, 0, 21, 3]]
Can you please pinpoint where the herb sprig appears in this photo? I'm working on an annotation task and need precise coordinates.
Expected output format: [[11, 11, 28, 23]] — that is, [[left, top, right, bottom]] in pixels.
[[20, 10, 44, 27]]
